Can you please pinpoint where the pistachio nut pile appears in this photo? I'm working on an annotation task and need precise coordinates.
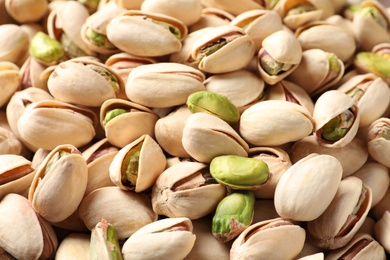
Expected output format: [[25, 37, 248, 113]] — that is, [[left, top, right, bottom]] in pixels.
[[2, 0, 390, 259]]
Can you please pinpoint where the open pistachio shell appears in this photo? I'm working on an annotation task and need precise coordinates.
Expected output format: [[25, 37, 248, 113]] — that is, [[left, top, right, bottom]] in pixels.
[[201, 0, 264, 16], [367, 117, 390, 168], [122, 217, 196, 260], [0, 24, 29, 66], [307, 176, 372, 250], [0, 127, 23, 155], [89, 219, 122, 260], [188, 7, 234, 32], [20, 56, 48, 91], [109, 134, 166, 192], [17, 100, 97, 150], [55, 233, 90, 260], [374, 211, 390, 253], [239, 100, 314, 146], [313, 90, 360, 148], [126, 62, 206, 108], [100, 98, 159, 148], [182, 112, 249, 163], [0, 61, 20, 108], [5, 0, 47, 23], [0, 194, 58, 260], [107, 10, 188, 57], [230, 218, 306, 260], [28, 144, 88, 223], [151, 161, 227, 219]]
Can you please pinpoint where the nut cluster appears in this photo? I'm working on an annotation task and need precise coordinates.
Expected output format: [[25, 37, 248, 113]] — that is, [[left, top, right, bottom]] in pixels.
[[1, 0, 390, 259]]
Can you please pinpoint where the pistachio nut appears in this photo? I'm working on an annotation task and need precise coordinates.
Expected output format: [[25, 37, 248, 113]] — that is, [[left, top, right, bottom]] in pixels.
[[109, 0, 144, 9], [122, 217, 196, 260], [313, 90, 360, 148], [0, 193, 58, 260], [182, 112, 249, 163], [28, 144, 88, 223], [367, 117, 390, 168], [290, 135, 368, 178], [307, 176, 372, 249], [374, 211, 390, 253], [0, 24, 29, 66], [17, 100, 97, 150], [230, 218, 306, 260], [275, 153, 343, 221], [354, 52, 390, 85], [20, 56, 48, 91], [0, 127, 23, 155], [0, 61, 20, 108], [188, 7, 235, 32], [257, 30, 302, 85], [100, 98, 159, 148], [191, 25, 256, 74], [55, 233, 90, 260], [125, 62, 206, 108], [286, 49, 345, 97], [5, 0, 47, 23], [29, 32, 65, 66], [239, 100, 314, 146], [201, 0, 265, 16], [109, 134, 166, 192], [325, 233, 387, 260], [79, 186, 157, 240], [78, 0, 100, 13], [210, 155, 270, 190], [212, 191, 255, 242], [106, 10, 188, 57], [151, 161, 227, 219], [90, 219, 122, 260]]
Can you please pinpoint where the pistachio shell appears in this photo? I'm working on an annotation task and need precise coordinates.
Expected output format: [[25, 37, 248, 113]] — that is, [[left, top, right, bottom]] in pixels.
[[55, 233, 90, 260], [5, 0, 47, 23], [0, 24, 29, 66], [188, 7, 234, 32], [201, 0, 264, 16], [367, 118, 390, 168], [0, 127, 23, 155], [374, 211, 390, 253], [0, 61, 20, 108], [20, 56, 49, 91]]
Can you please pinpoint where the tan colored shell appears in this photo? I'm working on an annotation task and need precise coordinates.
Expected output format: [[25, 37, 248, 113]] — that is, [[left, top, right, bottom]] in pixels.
[[55, 233, 90, 260], [17, 100, 96, 150], [0, 127, 23, 155], [151, 161, 227, 219], [109, 134, 166, 192], [230, 218, 306, 260], [20, 57, 48, 91], [0, 24, 29, 66], [0, 193, 58, 260], [182, 112, 249, 163], [239, 100, 314, 146], [106, 10, 188, 57], [188, 7, 234, 32], [191, 25, 256, 74], [126, 62, 206, 108], [100, 98, 159, 148], [201, 0, 264, 16], [286, 49, 345, 97], [122, 217, 196, 260], [313, 90, 360, 148], [367, 118, 390, 168], [78, 186, 158, 240], [5, 0, 47, 23], [375, 211, 390, 253], [307, 176, 372, 250], [0, 61, 20, 108], [275, 154, 343, 221]]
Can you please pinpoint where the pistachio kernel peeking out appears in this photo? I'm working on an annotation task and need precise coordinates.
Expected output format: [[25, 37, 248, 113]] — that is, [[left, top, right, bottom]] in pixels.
[[321, 109, 355, 142], [260, 51, 293, 76]]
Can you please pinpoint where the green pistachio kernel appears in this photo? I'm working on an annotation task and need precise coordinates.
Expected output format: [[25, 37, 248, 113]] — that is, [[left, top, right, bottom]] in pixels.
[[287, 3, 316, 16], [121, 141, 143, 189], [212, 191, 255, 242], [360, 6, 388, 30], [104, 108, 127, 125], [29, 32, 64, 64], [267, 0, 280, 9], [86, 28, 106, 47], [86, 64, 120, 93], [44, 150, 70, 176], [328, 53, 340, 75], [197, 38, 228, 61], [260, 51, 293, 76], [187, 91, 240, 125], [61, 33, 88, 58], [78, 0, 100, 14], [90, 219, 123, 260], [321, 109, 355, 142], [145, 17, 181, 39], [210, 155, 270, 190], [354, 52, 390, 79]]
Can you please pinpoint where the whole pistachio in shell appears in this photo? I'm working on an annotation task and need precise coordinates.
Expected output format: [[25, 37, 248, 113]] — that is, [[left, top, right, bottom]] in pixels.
[[0, 24, 29, 66], [122, 217, 196, 260], [0, 127, 23, 155], [0, 193, 58, 260], [367, 117, 390, 168], [313, 90, 360, 148], [307, 176, 372, 250], [90, 219, 122, 260], [5, 0, 47, 23], [200, 0, 264, 16], [191, 25, 256, 74], [28, 144, 88, 223], [353, 52, 390, 85], [151, 161, 227, 220], [109, 134, 166, 193], [212, 191, 255, 242], [20, 56, 48, 91], [274, 153, 343, 221], [239, 100, 314, 146], [182, 112, 249, 163], [55, 233, 90, 260], [374, 211, 390, 253], [188, 7, 234, 32], [230, 218, 306, 260], [106, 10, 188, 57], [0, 61, 20, 108], [125, 62, 206, 108], [29, 32, 65, 66]]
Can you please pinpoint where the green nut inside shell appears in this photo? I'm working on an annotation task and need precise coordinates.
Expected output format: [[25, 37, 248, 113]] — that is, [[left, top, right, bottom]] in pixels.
[[104, 108, 127, 125], [287, 3, 316, 16], [144, 17, 181, 39], [260, 51, 293, 76], [61, 33, 89, 59], [187, 91, 240, 125], [29, 32, 65, 64], [359, 6, 388, 30], [90, 219, 123, 260], [354, 52, 390, 80], [85, 28, 115, 49], [86, 64, 120, 93], [210, 155, 270, 190], [321, 109, 355, 142], [120, 141, 143, 189], [197, 38, 228, 61], [212, 191, 255, 242], [44, 150, 70, 176]]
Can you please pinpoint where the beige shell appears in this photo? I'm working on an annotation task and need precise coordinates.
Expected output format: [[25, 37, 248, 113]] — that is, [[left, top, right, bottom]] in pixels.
[[151, 161, 227, 219], [109, 134, 166, 192], [374, 211, 390, 253], [0, 24, 29, 66], [5, 0, 47, 23], [337, 73, 390, 127], [28, 144, 88, 223], [307, 176, 372, 250], [372, 187, 390, 221], [239, 100, 314, 146], [0, 61, 20, 108], [290, 135, 368, 178], [191, 25, 256, 74], [188, 7, 234, 32], [286, 49, 345, 97], [274, 153, 342, 221], [78, 186, 158, 240], [20, 57, 48, 91], [0, 193, 58, 260], [100, 98, 159, 148], [55, 233, 90, 260], [201, 0, 264, 16], [106, 10, 188, 57], [122, 217, 196, 260], [367, 117, 390, 168], [0, 127, 23, 155], [230, 218, 306, 260], [125, 62, 206, 108], [17, 100, 96, 150], [313, 90, 360, 148], [182, 112, 249, 163]]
